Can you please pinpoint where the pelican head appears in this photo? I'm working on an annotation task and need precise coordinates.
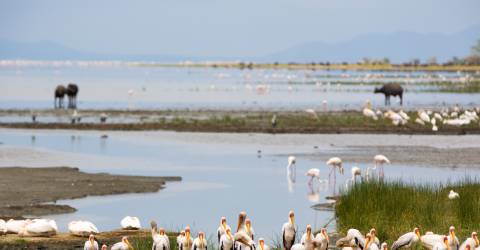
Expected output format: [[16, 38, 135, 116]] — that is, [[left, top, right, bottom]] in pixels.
[[381, 242, 388, 250], [237, 212, 247, 232], [226, 228, 233, 240], [89, 234, 95, 246], [185, 226, 191, 241], [122, 236, 133, 250], [259, 238, 266, 250], [414, 228, 421, 238], [159, 228, 166, 236], [449, 226, 456, 241], [306, 225, 312, 240], [221, 217, 227, 229], [246, 219, 252, 234], [472, 232, 479, 247], [365, 233, 372, 249], [321, 228, 329, 241], [288, 210, 295, 225]]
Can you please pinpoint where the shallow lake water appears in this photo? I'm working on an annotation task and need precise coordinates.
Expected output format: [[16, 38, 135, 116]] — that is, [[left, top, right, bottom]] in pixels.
[[1, 65, 479, 110], [1, 129, 479, 244]]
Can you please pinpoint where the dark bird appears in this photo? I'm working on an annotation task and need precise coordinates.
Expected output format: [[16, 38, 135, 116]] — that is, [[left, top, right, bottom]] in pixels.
[[54, 85, 66, 109], [66, 83, 79, 109]]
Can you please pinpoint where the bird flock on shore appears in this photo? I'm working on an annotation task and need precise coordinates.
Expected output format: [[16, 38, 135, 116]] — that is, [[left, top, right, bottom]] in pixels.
[[0, 211, 477, 250], [362, 101, 480, 131]]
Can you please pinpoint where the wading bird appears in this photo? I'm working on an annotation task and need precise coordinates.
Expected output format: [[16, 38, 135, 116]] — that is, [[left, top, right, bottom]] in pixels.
[[220, 228, 234, 250], [306, 168, 321, 185], [314, 228, 329, 250], [373, 155, 390, 179], [193, 231, 208, 250], [391, 228, 421, 250], [300, 224, 314, 249], [179, 226, 193, 250], [84, 234, 99, 250], [111, 236, 133, 250], [258, 238, 271, 250], [459, 232, 479, 250], [336, 229, 365, 250], [217, 217, 232, 243], [326, 157, 344, 193], [151, 221, 170, 250], [282, 211, 296, 250]]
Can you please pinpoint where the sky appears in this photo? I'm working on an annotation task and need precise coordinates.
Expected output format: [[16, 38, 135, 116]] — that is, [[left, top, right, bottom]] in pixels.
[[1, 0, 480, 57]]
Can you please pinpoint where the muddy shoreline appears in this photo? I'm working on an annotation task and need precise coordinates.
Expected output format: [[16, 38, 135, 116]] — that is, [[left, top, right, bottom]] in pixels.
[[1, 109, 479, 135], [0, 167, 181, 217]]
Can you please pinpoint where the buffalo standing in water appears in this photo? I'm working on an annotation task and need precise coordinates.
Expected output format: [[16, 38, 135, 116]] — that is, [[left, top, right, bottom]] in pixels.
[[374, 83, 403, 106], [54, 85, 66, 109], [66, 83, 79, 109]]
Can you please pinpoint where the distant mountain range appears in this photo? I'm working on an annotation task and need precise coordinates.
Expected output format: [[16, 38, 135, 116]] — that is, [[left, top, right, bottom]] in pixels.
[[1, 24, 479, 63]]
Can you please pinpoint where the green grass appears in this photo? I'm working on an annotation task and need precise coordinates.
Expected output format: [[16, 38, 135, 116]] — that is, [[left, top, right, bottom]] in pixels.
[[335, 179, 480, 245]]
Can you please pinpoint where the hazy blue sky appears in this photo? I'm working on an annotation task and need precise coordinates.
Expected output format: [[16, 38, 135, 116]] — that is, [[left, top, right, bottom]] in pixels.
[[1, 0, 480, 57]]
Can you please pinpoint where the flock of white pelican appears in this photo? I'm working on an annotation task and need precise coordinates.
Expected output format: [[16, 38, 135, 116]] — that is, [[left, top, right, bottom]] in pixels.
[[362, 101, 480, 131]]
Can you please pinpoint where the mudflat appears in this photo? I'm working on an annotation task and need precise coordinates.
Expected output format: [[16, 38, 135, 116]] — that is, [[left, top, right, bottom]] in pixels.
[[0, 167, 181, 217]]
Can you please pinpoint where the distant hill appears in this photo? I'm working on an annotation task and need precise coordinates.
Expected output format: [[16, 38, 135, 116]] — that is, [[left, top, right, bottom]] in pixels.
[[265, 25, 480, 63], [1, 24, 479, 63]]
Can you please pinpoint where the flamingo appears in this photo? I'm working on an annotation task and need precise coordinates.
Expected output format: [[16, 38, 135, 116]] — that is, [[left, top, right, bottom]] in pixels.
[[282, 211, 296, 250], [373, 155, 390, 179], [306, 168, 321, 185], [121, 216, 141, 230], [326, 157, 344, 194]]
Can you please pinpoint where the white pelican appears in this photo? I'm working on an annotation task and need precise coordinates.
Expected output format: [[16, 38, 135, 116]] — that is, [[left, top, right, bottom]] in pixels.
[[432, 236, 449, 250], [68, 220, 99, 236], [420, 226, 460, 250], [244, 219, 255, 240], [313, 228, 329, 250], [151, 221, 170, 250], [432, 125, 438, 132], [381, 243, 388, 250], [384, 111, 406, 126], [217, 217, 232, 243], [179, 226, 193, 250], [391, 227, 421, 250], [305, 109, 318, 119], [448, 190, 460, 199], [418, 110, 431, 123], [336, 229, 365, 250], [415, 118, 426, 126], [398, 110, 410, 121], [459, 232, 479, 250], [291, 243, 306, 250], [111, 236, 133, 250], [434, 113, 443, 121], [219, 228, 234, 250], [193, 231, 208, 250], [84, 234, 99, 250], [300, 225, 314, 245], [0, 219, 6, 235], [363, 102, 377, 121], [6, 219, 30, 234], [306, 168, 321, 185], [364, 233, 380, 250], [282, 211, 296, 250], [121, 216, 141, 230], [373, 154, 390, 179], [19, 219, 57, 237], [258, 238, 271, 250], [369, 228, 380, 246], [177, 230, 186, 250]]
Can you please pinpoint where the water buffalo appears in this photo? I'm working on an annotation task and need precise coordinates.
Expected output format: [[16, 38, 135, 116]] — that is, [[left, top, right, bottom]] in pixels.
[[66, 83, 79, 109], [374, 83, 403, 106], [54, 85, 66, 109]]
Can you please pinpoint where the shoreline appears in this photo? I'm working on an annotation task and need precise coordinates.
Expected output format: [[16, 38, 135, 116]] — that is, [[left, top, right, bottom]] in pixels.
[[0, 167, 181, 218]]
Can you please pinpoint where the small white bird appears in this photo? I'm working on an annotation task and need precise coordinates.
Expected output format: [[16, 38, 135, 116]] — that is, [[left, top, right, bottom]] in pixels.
[[282, 211, 297, 250], [68, 220, 99, 236], [415, 118, 426, 126], [419, 110, 431, 123], [306, 168, 321, 185], [0, 219, 6, 235], [111, 236, 133, 250], [84, 234, 99, 250], [121, 216, 141, 230], [391, 228, 421, 250], [192, 231, 208, 250], [448, 190, 460, 199], [398, 110, 410, 121]]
